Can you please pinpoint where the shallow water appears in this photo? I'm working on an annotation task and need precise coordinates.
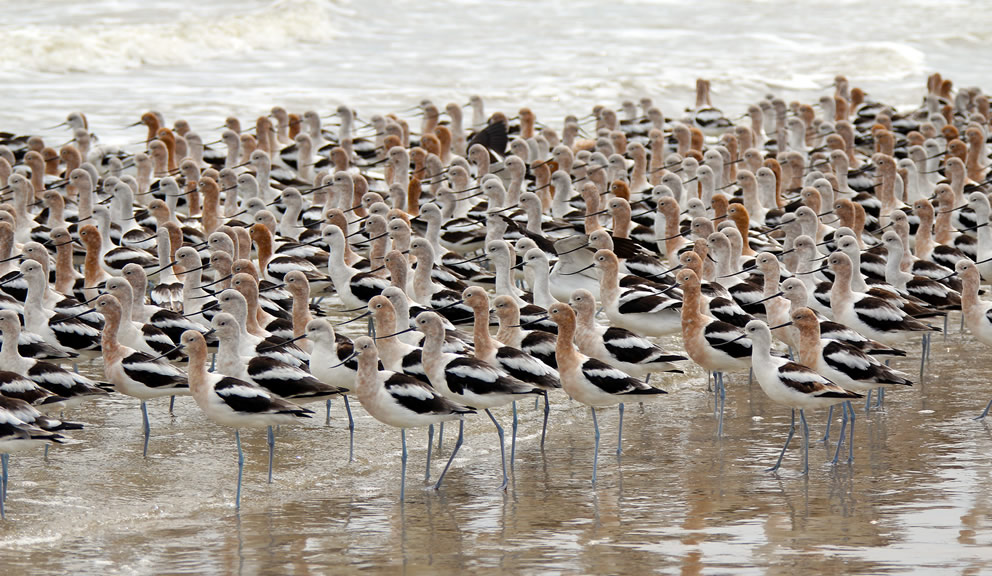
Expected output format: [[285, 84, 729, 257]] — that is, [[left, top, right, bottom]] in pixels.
[[2, 314, 992, 575], [3, 0, 992, 573]]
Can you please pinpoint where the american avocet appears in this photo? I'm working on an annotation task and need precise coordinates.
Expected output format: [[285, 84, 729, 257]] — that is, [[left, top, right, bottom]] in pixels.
[[791, 307, 912, 462], [826, 251, 939, 347], [547, 302, 666, 485], [322, 225, 389, 310], [568, 289, 685, 381], [93, 294, 189, 456], [954, 258, 992, 419], [676, 268, 751, 435], [462, 286, 560, 450], [104, 278, 184, 359], [740, 319, 862, 475], [492, 294, 557, 369], [0, 311, 107, 408], [350, 336, 475, 499], [180, 330, 312, 509], [880, 231, 961, 311], [777, 277, 905, 357], [590, 250, 682, 337], [0, 397, 77, 518], [414, 311, 543, 490], [20, 260, 102, 359]]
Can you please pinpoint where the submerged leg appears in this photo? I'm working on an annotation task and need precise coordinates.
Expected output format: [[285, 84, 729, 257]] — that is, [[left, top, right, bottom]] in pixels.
[[434, 420, 464, 490], [876, 386, 885, 408], [235, 430, 244, 509], [425, 424, 434, 482], [831, 403, 849, 464], [400, 429, 407, 502], [799, 409, 809, 476], [591, 407, 601, 486], [485, 409, 509, 491], [768, 409, 796, 473], [617, 403, 625, 456], [975, 398, 992, 421], [847, 402, 856, 463], [717, 372, 726, 437], [267, 426, 275, 484], [1, 453, 7, 503], [141, 401, 150, 458], [822, 405, 834, 443], [540, 391, 550, 449], [510, 401, 518, 471], [864, 389, 873, 412], [0, 454, 5, 519], [343, 395, 355, 462]]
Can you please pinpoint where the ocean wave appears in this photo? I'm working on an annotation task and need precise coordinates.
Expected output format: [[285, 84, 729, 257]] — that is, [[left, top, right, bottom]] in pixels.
[[0, 0, 338, 73]]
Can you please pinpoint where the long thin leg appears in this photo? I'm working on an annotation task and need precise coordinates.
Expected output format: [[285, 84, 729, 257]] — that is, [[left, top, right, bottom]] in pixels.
[[267, 426, 275, 484], [425, 424, 434, 482], [617, 403, 625, 456], [975, 398, 992, 420], [437, 422, 445, 453], [141, 401, 150, 457], [847, 402, 855, 463], [591, 407, 601, 485], [831, 403, 848, 464], [864, 389, 873, 412], [510, 401, 518, 471], [799, 409, 809, 476], [822, 405, 834, 443], [1, 453, 7, 503], [717, 372, 725, 437], [343, 395, 355, 462], [325, 398, 331, 426], [711, 372, 718, 413], [400, 429, 407, 502], [876, 386, 885, 408], [434, 420, 464, 490], [534, 395, 540, 410], [540, 391, 550, 449], [768, 409, 796, 473], [485, 409, 508, 491], [235, 430, 244, 509], [169, 395, 175, 415], [0, 454, 5, 519]]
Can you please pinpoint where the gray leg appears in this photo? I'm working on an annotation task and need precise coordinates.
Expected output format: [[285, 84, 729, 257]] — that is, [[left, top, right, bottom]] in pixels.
[[510, 401, 518, 471], [799, 409, 809, 476], [0, 454, 6, 519], [169, 395, 175, 415], [425, 424, 434, 482], [325, 398, 332, 426], [267, 426, 275, 484], [437, 422, 445, 452], [822, 405, 834, 443], [434, 420, 464, 490], [831, 403, 848, 464], [847, 402, 855, 463], [485, 409, 509, 491], [876, 386, 885, 408], [768, 409, 796, 473], [344, 395, 355, 462], [591, 407, 601, 486], [864, 389, 873, 412], [975, 398, 992, 420], [400, 429, 407, 502], [141, 401, 150, 457], [235, 430, 244, 509], [617, 403, 625, 456], [540, 392, 550, 449]]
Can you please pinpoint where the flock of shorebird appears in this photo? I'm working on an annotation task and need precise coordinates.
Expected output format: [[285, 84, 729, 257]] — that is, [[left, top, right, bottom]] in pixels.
[[0, 73, 990, 515]]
